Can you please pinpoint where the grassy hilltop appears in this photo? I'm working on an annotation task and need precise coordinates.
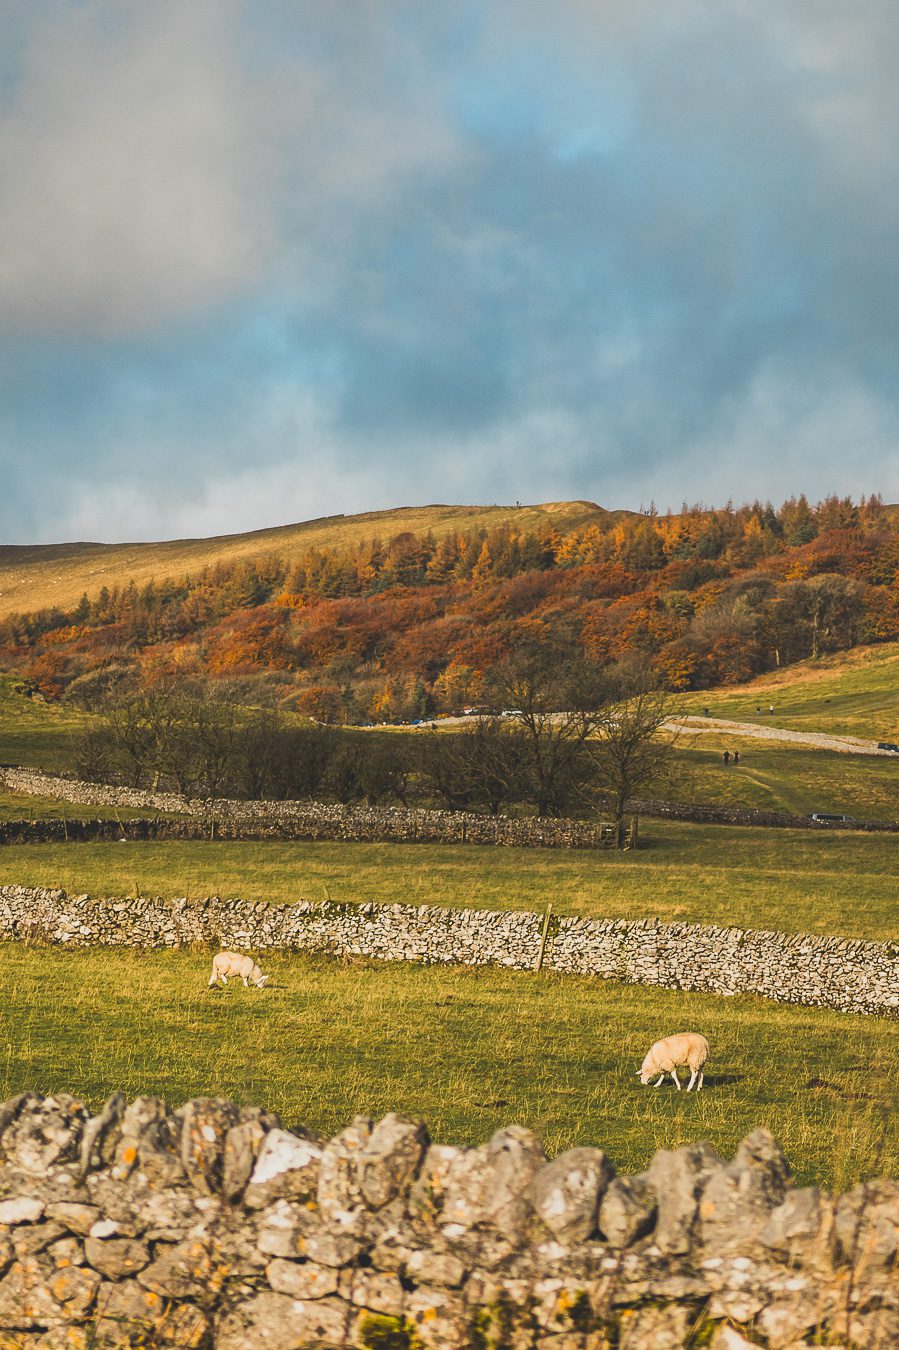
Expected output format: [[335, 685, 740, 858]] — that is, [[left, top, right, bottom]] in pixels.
[[0, 500, 612, 620]]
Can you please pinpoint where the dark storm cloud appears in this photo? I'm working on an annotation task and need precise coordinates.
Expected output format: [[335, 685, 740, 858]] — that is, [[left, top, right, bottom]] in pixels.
[[1, 1, 897, 542]]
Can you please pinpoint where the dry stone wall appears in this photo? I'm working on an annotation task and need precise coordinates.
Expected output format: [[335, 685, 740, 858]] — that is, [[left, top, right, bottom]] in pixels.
[[0, 1091, 893, 1348], [5, 767, 898, 843], [0, 769, 606, 849], [0, 886, 895, 1017]]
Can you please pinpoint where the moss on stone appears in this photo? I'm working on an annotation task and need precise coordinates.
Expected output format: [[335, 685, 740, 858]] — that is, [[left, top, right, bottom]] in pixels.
[[358, 1312, 422, 1350]]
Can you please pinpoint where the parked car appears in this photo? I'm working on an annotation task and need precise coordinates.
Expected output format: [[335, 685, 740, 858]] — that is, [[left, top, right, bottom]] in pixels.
[[876, 741, 899, 752], [808, 812, 855, 824]]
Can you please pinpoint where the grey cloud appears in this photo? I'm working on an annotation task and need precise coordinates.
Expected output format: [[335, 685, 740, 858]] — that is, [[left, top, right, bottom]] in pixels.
[[1, 0, 898, 543]]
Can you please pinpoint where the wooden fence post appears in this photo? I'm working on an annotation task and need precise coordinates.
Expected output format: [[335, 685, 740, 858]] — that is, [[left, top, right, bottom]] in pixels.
[[535, 901, 553, 973]]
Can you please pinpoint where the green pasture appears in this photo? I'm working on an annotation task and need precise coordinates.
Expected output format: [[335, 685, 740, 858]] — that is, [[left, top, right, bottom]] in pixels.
[[1, 825, 894, 940], [2, 945, 893, 1192], [670, 738, 899, 821], [678, 641, 899, 740], [0, 673, 88, 770]]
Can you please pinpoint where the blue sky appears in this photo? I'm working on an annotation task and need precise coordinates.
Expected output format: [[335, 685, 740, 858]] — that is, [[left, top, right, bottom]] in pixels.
[[1, 0, 897, 543]]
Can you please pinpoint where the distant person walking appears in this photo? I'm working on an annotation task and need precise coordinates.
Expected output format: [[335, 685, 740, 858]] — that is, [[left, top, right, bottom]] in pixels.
[[769, 704, 774, 715], [723, 750, 731, 765], [733, 751, 740, 765], [756, 705, 761, 716], [703, 706, 710, 717]]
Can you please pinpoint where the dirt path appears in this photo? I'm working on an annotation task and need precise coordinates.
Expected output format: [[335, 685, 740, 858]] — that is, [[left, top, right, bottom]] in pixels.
[[674, 716, 896, 756]]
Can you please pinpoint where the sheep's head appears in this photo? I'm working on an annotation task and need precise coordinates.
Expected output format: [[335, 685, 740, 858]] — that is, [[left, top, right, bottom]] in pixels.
[[254, 974, 269, 988], [637, 1053, 655, 1085]]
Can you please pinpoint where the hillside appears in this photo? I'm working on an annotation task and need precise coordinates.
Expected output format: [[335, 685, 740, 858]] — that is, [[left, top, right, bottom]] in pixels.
[[0, 500, 615, 620], [679, 641, 899, 740], [1, 492, 896, 722]]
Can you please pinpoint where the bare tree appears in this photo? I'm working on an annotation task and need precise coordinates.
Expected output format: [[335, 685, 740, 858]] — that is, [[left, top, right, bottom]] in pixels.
[[488, 648, 607, 816], [583, 676, 676, 846]]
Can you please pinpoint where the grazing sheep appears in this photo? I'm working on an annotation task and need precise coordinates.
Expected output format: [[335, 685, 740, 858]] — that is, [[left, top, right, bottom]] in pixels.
[[637, 1033, 709, 1091], [208, 951, 269, 989]]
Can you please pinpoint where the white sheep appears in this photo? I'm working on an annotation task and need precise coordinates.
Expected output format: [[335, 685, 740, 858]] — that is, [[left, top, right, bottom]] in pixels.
[[208, 951, 269, 989], [637, 1033, 709, 1091]]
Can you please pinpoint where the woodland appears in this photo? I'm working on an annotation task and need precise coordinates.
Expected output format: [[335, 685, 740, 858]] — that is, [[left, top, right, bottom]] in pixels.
[[2, 494, 896, 724]]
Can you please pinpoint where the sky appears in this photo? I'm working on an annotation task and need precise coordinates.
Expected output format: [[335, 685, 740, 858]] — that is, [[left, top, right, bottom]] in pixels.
[[1, 0, 898, 544]]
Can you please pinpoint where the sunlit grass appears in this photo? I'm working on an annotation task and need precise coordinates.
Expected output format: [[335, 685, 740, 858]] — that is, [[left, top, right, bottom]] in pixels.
[[678, 641, 899, 740], [0, 825, 894, 939], [670, 738, 899, 821], [2, 945, 893, 1192]]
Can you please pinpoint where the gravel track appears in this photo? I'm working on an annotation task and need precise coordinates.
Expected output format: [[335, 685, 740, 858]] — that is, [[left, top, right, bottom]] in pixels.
[[674, 716, 896, 756]]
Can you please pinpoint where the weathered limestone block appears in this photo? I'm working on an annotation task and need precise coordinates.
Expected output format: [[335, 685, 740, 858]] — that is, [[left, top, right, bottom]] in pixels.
[[177, 1098, 241, 1194], [222, 1110, 280, 1202], [215, 1291, 353, 1350], [699, 1127, 792, 1250], [532, 1147, 615, 1245], [92, 1278, 210, 1347], [317, 1112, 428, 1220], [0, 1254, 100, 1328], [136, 1237, 231, 1302], [0, 1199, 44, 1226], [756, 1292, 828, 1347], [11, 1223, 66, 1260], [758, 1187, 831, 1266], [266, 1257, 339, 1299], [646, 1142, 723, 1255], [834, 1177, 899, 1271], [244, 1129, 325, 1209], [83, 1236, 150, 1281], [617, 1301, 692, 1349], [339, 1266, 406, 1317], [429, 1126, 546, 1239], [84, 1179, 146, 1238], [2, 1097, 87, 1176], [138, 1191, 200, 1243], [597, 1174, 656, 1248], [404, 1285, 470, 1350], [405, 1245, 467, 1288], [45, 1203, 100, 1237], [78, 1094, 125, 1176]]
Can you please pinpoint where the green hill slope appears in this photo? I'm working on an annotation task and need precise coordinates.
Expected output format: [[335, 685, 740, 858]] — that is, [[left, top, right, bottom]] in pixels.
[[679, 641, 899, 740]]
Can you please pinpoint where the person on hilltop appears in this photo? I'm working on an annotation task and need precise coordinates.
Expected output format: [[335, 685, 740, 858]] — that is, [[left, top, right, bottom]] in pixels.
[[723, 749, 731, 765]]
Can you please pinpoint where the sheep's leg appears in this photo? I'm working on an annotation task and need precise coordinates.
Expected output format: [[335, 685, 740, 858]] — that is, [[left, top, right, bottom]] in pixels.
[[243, 977, 249, 986], [686, 1068, 697, 1092], [219, 974, 227, 985], [697, 1070, 704, 1091], [653, 1074, 665, 1087], [671, 1069, 682, 1090]]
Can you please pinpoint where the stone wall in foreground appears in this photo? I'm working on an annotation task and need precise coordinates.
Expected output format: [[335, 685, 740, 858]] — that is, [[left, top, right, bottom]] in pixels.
[[0, 886, 895, 1017], [0, 1092, 893, 1348]]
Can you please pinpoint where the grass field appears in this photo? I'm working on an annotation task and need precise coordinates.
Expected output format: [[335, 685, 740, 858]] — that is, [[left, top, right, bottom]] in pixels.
[[1, 825, 894, 940], [0, 673, 88, 770], [2, 945, 893, 1192], [670, 737, 899, 820], [679, 641, 899, 741]]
